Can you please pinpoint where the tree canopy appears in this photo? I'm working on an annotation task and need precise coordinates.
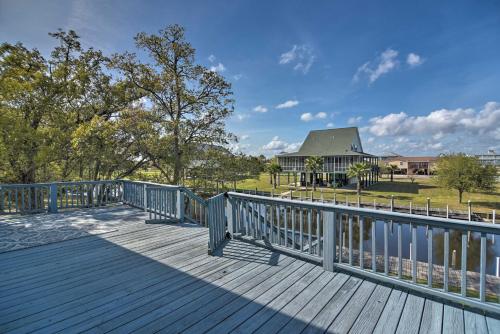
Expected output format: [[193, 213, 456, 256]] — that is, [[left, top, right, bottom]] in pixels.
[[0, 25, 239, 185], [435, 154, 497, 203], [347, 162, 371, 195], [305, 156, 323, 190]]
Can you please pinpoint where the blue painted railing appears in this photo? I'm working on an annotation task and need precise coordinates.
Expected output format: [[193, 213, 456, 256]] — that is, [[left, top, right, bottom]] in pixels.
[[3, 179, 498, 314], [208, 192, 227, 254], [0, 180, 208, 227], [0, 181, 122, 214], [121, 180, 208, 226], [222, 191, 500, 315]]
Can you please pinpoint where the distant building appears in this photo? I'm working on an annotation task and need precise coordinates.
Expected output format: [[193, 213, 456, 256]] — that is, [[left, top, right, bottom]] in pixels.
[[383, 156, 438, 175], [476, 150, 500, 167], [379, 152, 402, 161], [277, 127, 378, 187]]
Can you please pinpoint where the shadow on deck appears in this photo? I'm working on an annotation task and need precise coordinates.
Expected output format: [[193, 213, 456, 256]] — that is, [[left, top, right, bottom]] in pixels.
[[0, 206, 499, 333]]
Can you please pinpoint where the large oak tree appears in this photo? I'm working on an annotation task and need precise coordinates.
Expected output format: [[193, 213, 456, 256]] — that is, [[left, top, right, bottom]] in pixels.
[[111, 25, 234, 184]]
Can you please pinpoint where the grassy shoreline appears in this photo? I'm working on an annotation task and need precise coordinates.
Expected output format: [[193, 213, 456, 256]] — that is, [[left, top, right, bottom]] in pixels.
[[234, 173, 500, 214]]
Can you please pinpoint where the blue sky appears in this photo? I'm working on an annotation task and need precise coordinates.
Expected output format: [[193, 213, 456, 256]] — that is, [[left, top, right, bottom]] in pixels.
[[1, 0, 499, 157]]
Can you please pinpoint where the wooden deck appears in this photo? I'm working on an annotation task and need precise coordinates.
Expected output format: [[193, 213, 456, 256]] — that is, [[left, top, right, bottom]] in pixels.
[[0, 206, 499, 333]]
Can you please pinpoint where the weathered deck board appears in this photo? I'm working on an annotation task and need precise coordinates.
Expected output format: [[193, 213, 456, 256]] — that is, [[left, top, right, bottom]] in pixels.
[[231, 267, 325, 333], [419, 299, 444, 334], [464, 310, 488, 333], [395, 293, 425, 334], [278, 272, 348, 334], [326, 280, 377, 333], [373, 289, 408, 334], [443, 304, 465, 334], [0, 206, 498, 334], [348, 284, 392, 334]]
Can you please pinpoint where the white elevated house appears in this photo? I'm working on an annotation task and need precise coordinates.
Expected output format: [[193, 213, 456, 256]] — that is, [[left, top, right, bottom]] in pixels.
[[277, 127, 378, 187]]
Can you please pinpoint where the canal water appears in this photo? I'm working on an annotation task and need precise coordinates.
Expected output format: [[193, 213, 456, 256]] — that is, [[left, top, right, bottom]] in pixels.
[[347, 219, 500, 275]]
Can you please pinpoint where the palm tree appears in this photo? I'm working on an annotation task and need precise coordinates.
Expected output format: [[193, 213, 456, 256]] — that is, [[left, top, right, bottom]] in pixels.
[[305, 156, 323, 191], [347, 162, 371, 195], [266, 163, 282, 189], [387, 164, 399, 182]]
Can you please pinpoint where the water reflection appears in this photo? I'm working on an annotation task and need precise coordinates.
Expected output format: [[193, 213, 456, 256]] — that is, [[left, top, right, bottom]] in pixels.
[[338, 217, 499, 275]]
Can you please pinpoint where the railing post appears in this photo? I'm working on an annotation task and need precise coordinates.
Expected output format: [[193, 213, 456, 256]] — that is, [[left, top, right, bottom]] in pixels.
[[49, 183, 58, 213], [143, 184, 147, 211], [226, 195, 235, 238], [208, 199, 214, 254], [177, 188, 184, 222], [323, 210, 335, 272]]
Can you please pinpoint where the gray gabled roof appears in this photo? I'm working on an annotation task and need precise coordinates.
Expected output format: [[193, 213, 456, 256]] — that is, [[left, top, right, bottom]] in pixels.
[[278, 127, 373, 157]]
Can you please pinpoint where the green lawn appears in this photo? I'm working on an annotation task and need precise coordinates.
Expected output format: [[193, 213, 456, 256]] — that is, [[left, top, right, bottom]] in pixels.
[[235, 173, 500, 213]]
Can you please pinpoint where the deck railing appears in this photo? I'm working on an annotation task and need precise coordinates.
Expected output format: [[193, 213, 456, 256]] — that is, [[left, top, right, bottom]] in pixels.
[[0, 180, 208, 226], [208, 192, 227, 254], [121, 180, 208, 226], [0, 180, 122, 214], [2, 179, 498, 314], [223, 191, 500, 315]]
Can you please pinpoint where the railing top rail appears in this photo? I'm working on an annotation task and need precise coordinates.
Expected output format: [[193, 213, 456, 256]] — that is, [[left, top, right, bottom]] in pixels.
[[0, 180, 120, 188], [120, 179, 180, 189], [227, 191, 500, 234], [209, 192, 226, 201], [182, 187, 208, 206]]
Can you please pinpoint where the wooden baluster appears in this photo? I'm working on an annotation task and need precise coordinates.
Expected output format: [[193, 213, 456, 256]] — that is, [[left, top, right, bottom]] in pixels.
[[14, 188, 18, 213], [444, 228, 449, 292], [428, 227, 433, 287], [359, 217, 364, 270], [384, 220, 389, 275], [372, 219, 376, 272], [270, 203, 274, 242], [276, 204, 281, 245], [339, 214, 343, 263], [284, 205, 288, 247], [27, 187, 32, 211], [21, 188, 25, 212], [291, 206, 296, 249], [480, 232, 486, 302], [348, 215, 353, 265], [412, 224, 417, 283], [308, 209, 313, 254], [299, 208, 304, 251], [316, 211, 321, 256], [397, 223, 402, 278], [461, 231, 467, 297]]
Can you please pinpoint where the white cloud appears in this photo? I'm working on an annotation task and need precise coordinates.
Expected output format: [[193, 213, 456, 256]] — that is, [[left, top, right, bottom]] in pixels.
[[228, 142, 250, 154], [234, 113, 249, 121], [316, 112, 327, 119], [367, 102, 500, 139], [327, 122, 334, 128], [363, 102, 500, 155], [233, 74, 243, 81], [347, 116, 363, 125], [253, 105, 268, 113], [279, 45, 315, 74], [262, 136, 302, 152], [300, 112, 327, 122], [208, 54, 216, 63], [209, 63, 226, 72], [240, 134, 249, 140], [407, 53, 424, 67], [300, 113, 314, 122], [276, 100, 299, 109], [354, 48, 399, 83], [285, 142, 302, 152]]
